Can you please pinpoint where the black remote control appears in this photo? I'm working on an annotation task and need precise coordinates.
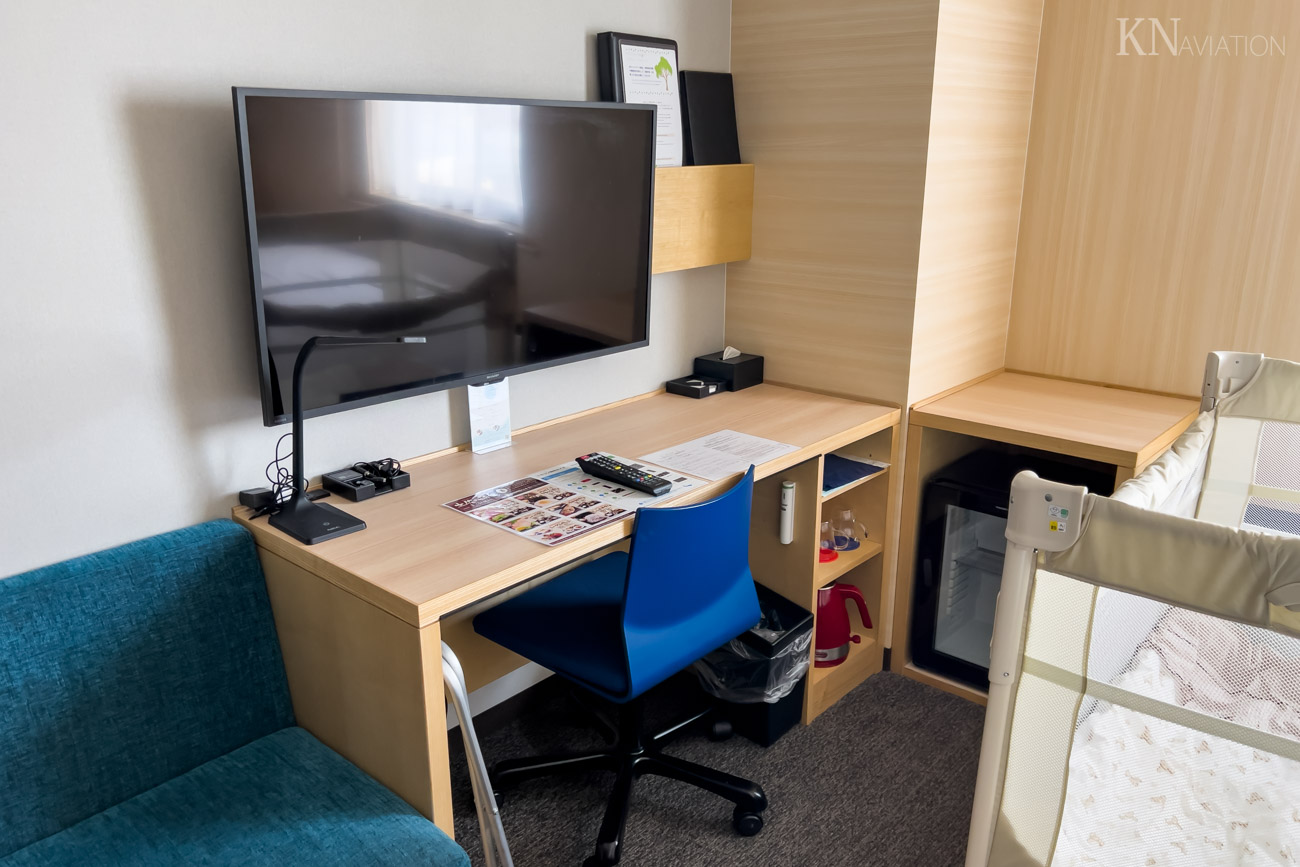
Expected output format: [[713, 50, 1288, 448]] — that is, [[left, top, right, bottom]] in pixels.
[[575, 453, 673, 496]]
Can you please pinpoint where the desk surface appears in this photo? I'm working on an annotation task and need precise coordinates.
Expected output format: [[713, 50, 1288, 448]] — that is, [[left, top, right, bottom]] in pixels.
[[909, 372, 1199, 469], [235, 384, 898, 627]]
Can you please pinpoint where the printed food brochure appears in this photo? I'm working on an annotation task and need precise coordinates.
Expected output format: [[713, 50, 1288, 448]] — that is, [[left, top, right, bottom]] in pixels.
[[444, 456, 704, 546]]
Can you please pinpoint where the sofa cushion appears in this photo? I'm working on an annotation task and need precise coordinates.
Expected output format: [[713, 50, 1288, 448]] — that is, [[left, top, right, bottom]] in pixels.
[[0, 727, 468, 867], [0, 521, 294, 856]]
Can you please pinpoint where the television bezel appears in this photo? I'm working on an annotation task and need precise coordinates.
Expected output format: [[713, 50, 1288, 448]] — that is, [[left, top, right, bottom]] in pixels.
[[232, 86, 656, 427]]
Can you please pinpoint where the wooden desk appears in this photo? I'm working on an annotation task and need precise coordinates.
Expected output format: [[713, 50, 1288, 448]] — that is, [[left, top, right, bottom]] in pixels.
[[234, 384, 899, 836], [893, 371, 1199, 702]]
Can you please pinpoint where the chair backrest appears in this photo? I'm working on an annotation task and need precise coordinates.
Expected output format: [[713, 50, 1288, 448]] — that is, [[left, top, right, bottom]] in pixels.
[[0, 520, 294, 856], [621, 467, 760, 698]]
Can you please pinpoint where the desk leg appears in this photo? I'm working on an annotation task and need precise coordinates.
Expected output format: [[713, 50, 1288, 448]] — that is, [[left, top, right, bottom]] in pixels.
[[258, 549, 457, 837]]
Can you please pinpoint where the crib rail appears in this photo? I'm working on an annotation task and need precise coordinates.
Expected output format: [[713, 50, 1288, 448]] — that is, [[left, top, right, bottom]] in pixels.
[[965, 472, 1088, 867]]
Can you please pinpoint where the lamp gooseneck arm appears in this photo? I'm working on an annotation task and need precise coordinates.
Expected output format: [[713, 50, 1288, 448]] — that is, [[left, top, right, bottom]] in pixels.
[[289, 336, 322, 503], [285, 335, 425, 505]]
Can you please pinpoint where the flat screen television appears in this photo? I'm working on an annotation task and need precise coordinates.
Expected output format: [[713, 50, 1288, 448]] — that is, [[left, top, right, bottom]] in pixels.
[[232, 87, 655, 426]]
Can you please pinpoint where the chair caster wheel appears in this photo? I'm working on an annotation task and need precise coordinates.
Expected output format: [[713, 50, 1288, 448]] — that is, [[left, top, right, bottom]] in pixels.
[[733, 808, 764, 837], [492, 790, 505, 810], [709, 719, 733, 741], [584, 840, 619, 865]]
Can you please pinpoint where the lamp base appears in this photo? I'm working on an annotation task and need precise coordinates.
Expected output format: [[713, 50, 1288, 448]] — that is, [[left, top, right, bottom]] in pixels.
[[269, 496, 366, 545]]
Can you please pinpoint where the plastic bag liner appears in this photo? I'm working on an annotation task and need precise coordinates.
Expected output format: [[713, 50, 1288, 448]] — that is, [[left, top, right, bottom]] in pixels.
[[693, 626, 812, 704]]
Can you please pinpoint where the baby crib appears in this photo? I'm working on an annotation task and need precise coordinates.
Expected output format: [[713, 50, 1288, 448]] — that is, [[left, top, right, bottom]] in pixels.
[[965, 352, 1300, 866]]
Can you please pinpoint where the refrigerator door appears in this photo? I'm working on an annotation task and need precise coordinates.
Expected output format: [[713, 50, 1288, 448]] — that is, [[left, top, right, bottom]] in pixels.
[[910, 482, 1008, 689], [933, 504, 1005, 668]]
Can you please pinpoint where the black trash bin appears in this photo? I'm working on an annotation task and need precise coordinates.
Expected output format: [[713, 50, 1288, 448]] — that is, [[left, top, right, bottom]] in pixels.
[[693, 584, 814, 747]]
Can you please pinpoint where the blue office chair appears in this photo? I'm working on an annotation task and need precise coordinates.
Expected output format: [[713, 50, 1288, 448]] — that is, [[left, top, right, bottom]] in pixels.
[[474, 467, 767, 866]]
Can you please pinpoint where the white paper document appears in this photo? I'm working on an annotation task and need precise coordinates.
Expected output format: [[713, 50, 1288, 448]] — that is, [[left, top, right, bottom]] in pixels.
[[619, 43, 683, 167], [640, 430, 800, 481]]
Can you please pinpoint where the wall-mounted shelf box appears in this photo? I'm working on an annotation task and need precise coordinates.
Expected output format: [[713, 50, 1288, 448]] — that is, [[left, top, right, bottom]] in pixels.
[[652, 164, 754, 274]]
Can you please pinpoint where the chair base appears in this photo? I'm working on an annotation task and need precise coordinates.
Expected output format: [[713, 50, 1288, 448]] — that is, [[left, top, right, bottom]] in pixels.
[[491, 696, 767, 866]]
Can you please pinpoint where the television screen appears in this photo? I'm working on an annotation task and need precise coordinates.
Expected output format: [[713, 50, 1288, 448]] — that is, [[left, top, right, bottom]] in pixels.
[[233, 88, 655, 426]]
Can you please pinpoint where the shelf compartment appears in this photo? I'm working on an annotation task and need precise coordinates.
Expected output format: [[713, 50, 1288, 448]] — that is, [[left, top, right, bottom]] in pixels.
[[815, 539, 883, 586], [809, 634, 879, 719], [821, 465, 890, 502], [652, 164, 754, 274]]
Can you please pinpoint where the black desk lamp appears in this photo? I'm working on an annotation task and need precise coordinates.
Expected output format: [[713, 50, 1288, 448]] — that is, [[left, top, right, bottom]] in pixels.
[[270, 335, 426, 545]]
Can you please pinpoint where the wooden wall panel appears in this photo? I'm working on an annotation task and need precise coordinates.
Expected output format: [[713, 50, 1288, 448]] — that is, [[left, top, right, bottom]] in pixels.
[[727, 0, 942, 407], [908, 0, 1045, 403], [1007, 1, 1300, 395]]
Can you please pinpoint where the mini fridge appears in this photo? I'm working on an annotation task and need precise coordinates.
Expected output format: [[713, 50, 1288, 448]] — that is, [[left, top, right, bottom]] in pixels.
[[910, 451, 1112, 690]]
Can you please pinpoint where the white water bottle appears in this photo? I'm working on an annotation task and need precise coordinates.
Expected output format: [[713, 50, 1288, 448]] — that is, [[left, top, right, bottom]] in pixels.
[[779, 481, 795, 545]]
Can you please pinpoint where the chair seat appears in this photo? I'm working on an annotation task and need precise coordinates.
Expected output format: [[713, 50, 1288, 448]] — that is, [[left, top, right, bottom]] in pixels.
[[475, 551, 632, 700], [0, 727, 468, 867]]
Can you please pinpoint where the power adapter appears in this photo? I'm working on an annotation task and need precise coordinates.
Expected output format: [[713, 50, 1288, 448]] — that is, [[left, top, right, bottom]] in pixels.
[[239, 487, 277, 510]]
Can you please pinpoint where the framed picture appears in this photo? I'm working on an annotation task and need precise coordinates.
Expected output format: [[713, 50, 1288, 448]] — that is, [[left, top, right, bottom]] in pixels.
[[597, 32, 683, 167]]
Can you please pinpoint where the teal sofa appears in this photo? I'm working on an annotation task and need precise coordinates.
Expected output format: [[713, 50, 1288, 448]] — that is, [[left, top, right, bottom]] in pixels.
[[0, 520, 469, 867]]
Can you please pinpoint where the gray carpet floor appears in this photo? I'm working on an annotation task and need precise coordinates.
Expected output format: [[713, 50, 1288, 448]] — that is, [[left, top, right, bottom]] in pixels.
[[449, 672, 985, 867]]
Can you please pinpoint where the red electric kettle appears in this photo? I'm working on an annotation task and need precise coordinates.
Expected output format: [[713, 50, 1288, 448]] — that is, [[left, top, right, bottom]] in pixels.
[[815, 582, 872, 667]]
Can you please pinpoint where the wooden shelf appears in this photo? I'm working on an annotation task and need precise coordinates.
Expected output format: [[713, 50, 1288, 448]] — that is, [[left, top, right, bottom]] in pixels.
[[652, 164, 754, 274], [909, 371, 1199, 473], [809, 635, 878, 718], [815, 540, 883, 586], [821, 466, 889, 502]]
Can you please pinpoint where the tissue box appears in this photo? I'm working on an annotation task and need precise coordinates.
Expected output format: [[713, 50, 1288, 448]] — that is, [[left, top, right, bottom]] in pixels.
[[693, 351, 764, 391]]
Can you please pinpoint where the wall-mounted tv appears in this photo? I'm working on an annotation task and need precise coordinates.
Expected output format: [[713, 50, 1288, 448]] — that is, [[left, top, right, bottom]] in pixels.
[[232, 87, 655, 426]]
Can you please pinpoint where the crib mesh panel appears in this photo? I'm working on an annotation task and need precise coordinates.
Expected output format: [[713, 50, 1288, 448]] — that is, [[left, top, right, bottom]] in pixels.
[[1253, 421, 1300, 492], [1046, 583, 1300, 866], [1244, 496, 1300, 537]]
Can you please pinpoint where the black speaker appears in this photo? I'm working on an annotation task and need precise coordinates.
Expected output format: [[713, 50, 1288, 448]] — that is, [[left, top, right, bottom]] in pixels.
[[679, 71, 741, 166]]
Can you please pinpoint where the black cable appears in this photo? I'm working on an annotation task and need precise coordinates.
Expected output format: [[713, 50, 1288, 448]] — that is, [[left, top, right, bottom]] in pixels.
[[264, 432, 296, 507]]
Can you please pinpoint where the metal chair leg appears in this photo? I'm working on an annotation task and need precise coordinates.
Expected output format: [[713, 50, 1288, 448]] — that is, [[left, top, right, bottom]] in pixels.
[[443, 641, 514, 867]]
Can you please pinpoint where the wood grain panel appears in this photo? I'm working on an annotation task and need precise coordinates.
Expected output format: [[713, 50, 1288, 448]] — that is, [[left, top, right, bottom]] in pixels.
[[652, 164, 754, 274], [748, 457, 820, 614], [258, 549, 454, 832], [726, 0, 942, 407], [1007, 1, 1300, 395], [909, 0, 1045, 403]]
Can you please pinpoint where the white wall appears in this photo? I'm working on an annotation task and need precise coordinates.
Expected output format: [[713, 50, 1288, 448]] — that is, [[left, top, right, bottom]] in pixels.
[[0, 0, 731, 576]]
